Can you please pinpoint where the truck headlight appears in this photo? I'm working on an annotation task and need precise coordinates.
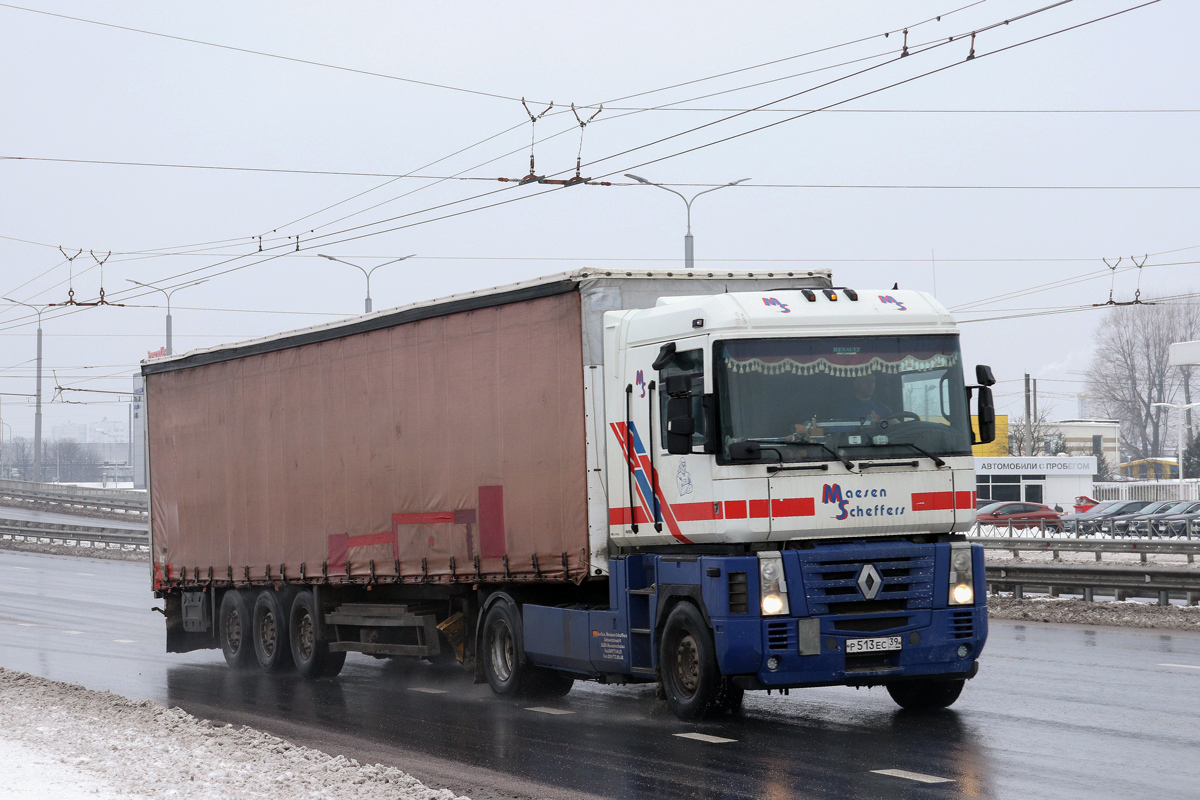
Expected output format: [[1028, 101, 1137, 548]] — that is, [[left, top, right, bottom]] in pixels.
[[758, 552, 790, 616], [949, 543, 974, 606]]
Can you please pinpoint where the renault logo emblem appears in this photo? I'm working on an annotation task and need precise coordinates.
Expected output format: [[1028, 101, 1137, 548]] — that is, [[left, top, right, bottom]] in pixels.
[[857, 564, 883, 600]]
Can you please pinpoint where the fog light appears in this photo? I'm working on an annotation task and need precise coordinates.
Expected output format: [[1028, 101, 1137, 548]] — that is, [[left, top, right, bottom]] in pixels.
[[957, 644, 971, 659], [952, 584, 974, 605], [767, 656, 780, 671], [762, 594, 785, 615]]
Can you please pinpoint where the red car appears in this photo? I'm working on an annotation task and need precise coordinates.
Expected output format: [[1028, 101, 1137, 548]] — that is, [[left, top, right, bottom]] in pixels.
[[976, 501, 1063, 532]]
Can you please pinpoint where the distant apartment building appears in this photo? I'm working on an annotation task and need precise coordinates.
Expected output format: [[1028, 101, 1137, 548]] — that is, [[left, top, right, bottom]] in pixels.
[[49, 418, 129, 444], [1054, 419, 1121, 462]]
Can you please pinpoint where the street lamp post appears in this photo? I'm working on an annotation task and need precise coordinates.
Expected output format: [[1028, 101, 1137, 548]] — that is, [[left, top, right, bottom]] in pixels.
[[3, 297, 45, 482], [1152, 401, 1200, 497], [127, 279, 208, 356], [624, 175, 751, 271], [318, 254, 418, 314]]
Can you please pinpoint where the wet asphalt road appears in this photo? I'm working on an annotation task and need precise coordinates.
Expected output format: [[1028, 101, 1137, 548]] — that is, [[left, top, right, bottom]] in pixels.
[[1, 549, 1198, 800]]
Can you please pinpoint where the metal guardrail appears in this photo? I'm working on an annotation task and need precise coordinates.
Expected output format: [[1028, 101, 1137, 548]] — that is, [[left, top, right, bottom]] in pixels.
[[0, 478, 147, 515], [986, 563, 1200, 605], [974, 536, 1200, 562], [970, 521, 1197, 540], [0, 518, 149, 549]]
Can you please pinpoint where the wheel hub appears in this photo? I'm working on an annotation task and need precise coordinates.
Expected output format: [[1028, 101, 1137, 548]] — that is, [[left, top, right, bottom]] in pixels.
[[259, 610, 276, 657], [490, 620, 515, 682], [673, 634, 700, 695], [295, 609, 314, 660]]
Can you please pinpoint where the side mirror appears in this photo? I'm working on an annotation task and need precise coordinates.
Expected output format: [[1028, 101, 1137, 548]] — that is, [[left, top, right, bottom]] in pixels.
[[975, 364, 996, 387], [976, 385, 996, 444], [652, 342, 677, 371], [728, 441, 762, 461], [666, 397, 694, 455]]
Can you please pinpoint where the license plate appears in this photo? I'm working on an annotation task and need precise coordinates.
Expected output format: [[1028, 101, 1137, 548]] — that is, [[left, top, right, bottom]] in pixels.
[[845, 636, 902, 654]]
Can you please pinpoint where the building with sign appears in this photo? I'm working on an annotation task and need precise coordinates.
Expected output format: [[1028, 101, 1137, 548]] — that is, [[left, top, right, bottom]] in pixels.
[[974, 456, 1098, 510]]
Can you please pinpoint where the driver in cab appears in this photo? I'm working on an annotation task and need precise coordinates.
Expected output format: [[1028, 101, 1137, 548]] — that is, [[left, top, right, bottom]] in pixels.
[[785, 373, 895, 441]]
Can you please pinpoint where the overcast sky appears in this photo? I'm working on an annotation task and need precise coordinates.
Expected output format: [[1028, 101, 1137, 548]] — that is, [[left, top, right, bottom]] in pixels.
[[1, 0, 1197, 439]]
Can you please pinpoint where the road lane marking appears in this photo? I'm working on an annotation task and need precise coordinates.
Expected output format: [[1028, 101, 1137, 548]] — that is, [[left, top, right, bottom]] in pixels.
[[674, 732, 737, 744], [525, 707, 575, 715], [16, 623, 35, 627], [872, 769, 954, 784], [408, 688, 448, 694], [113, 639, 136, 644], [12, 566, 30, 570], [1159, 663, 1200, 670], [64, 631, 82, 635]]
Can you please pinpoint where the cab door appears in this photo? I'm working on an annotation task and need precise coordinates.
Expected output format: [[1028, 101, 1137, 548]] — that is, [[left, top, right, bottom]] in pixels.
[[613, 338, 715, 545]]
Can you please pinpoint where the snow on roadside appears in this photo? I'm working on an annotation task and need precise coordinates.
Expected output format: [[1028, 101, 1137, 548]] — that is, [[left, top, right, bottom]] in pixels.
[[0, 668, 468, 800], [988, 595, 1200, 630]]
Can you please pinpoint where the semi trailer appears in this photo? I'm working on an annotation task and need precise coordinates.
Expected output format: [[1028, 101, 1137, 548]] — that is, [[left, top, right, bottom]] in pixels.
[[145, 269, 996, 719]]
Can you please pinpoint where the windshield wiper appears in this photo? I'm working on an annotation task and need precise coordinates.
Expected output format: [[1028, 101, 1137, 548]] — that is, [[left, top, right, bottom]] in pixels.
[[843, 441, 946, 469], [748, 438, 855, 471]]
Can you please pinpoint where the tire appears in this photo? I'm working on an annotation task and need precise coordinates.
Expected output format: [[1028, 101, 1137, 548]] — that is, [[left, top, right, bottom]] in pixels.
[[289, 590, 346, 680], [252, 589, 295, 673], [658, 602, 728, 720], [219, 590, 255, 669], [886, 678, 965, 711], [481, 598, 528, 696]]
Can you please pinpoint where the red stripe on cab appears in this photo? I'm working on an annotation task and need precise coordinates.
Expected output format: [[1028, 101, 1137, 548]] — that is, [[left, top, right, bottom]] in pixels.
[[912, 491, 954, 511]]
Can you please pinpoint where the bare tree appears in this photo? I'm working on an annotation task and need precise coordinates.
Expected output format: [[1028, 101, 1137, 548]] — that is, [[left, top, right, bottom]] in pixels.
[[1006, 404, 1064, 455], [1, 437, 32, 480], [1085, 302, 1199, 462]]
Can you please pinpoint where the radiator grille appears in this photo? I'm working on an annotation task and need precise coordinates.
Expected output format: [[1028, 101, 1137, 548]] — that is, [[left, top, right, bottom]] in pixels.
[[800, 544, 935, 615], [728, 571, 749, 614]]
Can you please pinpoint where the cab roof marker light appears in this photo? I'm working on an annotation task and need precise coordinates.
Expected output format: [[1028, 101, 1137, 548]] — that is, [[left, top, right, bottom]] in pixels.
[[835, 287, 859, 301], [801, 289, 816, 302], [822, 289, 838, 301]]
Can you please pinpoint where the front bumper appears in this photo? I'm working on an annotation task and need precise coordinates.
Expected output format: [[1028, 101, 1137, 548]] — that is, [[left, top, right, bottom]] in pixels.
[[718, 605, 988, 689]]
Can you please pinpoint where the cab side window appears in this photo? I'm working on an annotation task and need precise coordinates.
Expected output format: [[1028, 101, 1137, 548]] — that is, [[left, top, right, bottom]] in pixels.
[[659, 348, 705, 450]]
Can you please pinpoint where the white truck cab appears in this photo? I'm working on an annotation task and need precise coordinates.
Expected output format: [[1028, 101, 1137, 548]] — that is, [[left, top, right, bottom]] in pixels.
[[605, 287, 982, 548]]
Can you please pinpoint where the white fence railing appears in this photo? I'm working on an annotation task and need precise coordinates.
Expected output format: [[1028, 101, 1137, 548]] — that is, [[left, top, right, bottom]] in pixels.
[[1092, 480, 1200, 503]]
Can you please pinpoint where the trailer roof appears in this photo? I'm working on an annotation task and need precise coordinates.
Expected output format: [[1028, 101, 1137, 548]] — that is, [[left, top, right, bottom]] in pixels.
[[141, 268, 834, 375]]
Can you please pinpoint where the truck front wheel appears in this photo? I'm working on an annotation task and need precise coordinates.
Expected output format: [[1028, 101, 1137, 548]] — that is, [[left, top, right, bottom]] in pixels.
[[886, 678, 965, 711], [252, 589, 295, 673], [289, 591, 345, 679], [659, 602, 728, 720], [219, 590, 254, 669]]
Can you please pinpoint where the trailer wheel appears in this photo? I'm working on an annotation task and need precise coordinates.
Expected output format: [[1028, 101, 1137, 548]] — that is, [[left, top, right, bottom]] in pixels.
[[219, 590, 254, 669], [252, 590, 295, 673], [659, 602, 724, 720], [289, 591, 345, 679], [886, 679, 965, 711], [481, 599, 526, 696]]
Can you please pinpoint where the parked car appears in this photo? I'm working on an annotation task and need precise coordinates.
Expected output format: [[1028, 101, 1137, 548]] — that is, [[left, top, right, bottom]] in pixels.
[[1154, 501, 1200, 537], [1061, 500, 1151, 535], [1085, 500, 1153, 536], [1111, 500, 1189, 536], [976, 501, 1063, 531], [1061, 500, 1121, 534]]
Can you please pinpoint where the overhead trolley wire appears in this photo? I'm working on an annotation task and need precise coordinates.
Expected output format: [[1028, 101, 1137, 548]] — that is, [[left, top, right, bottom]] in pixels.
[[0, 0, 1162, 333], [0, 3, 531, 104]]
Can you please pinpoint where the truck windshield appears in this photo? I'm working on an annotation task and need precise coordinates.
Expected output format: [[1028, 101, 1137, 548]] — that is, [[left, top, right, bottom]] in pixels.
[[715, 335, 973, 464]]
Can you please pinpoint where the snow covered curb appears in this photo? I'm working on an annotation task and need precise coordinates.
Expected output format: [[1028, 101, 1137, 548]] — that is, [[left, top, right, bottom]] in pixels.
[[988, 595, 1200, 630], [0, 668, 468, 800], [0, 537, 147, 562]]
